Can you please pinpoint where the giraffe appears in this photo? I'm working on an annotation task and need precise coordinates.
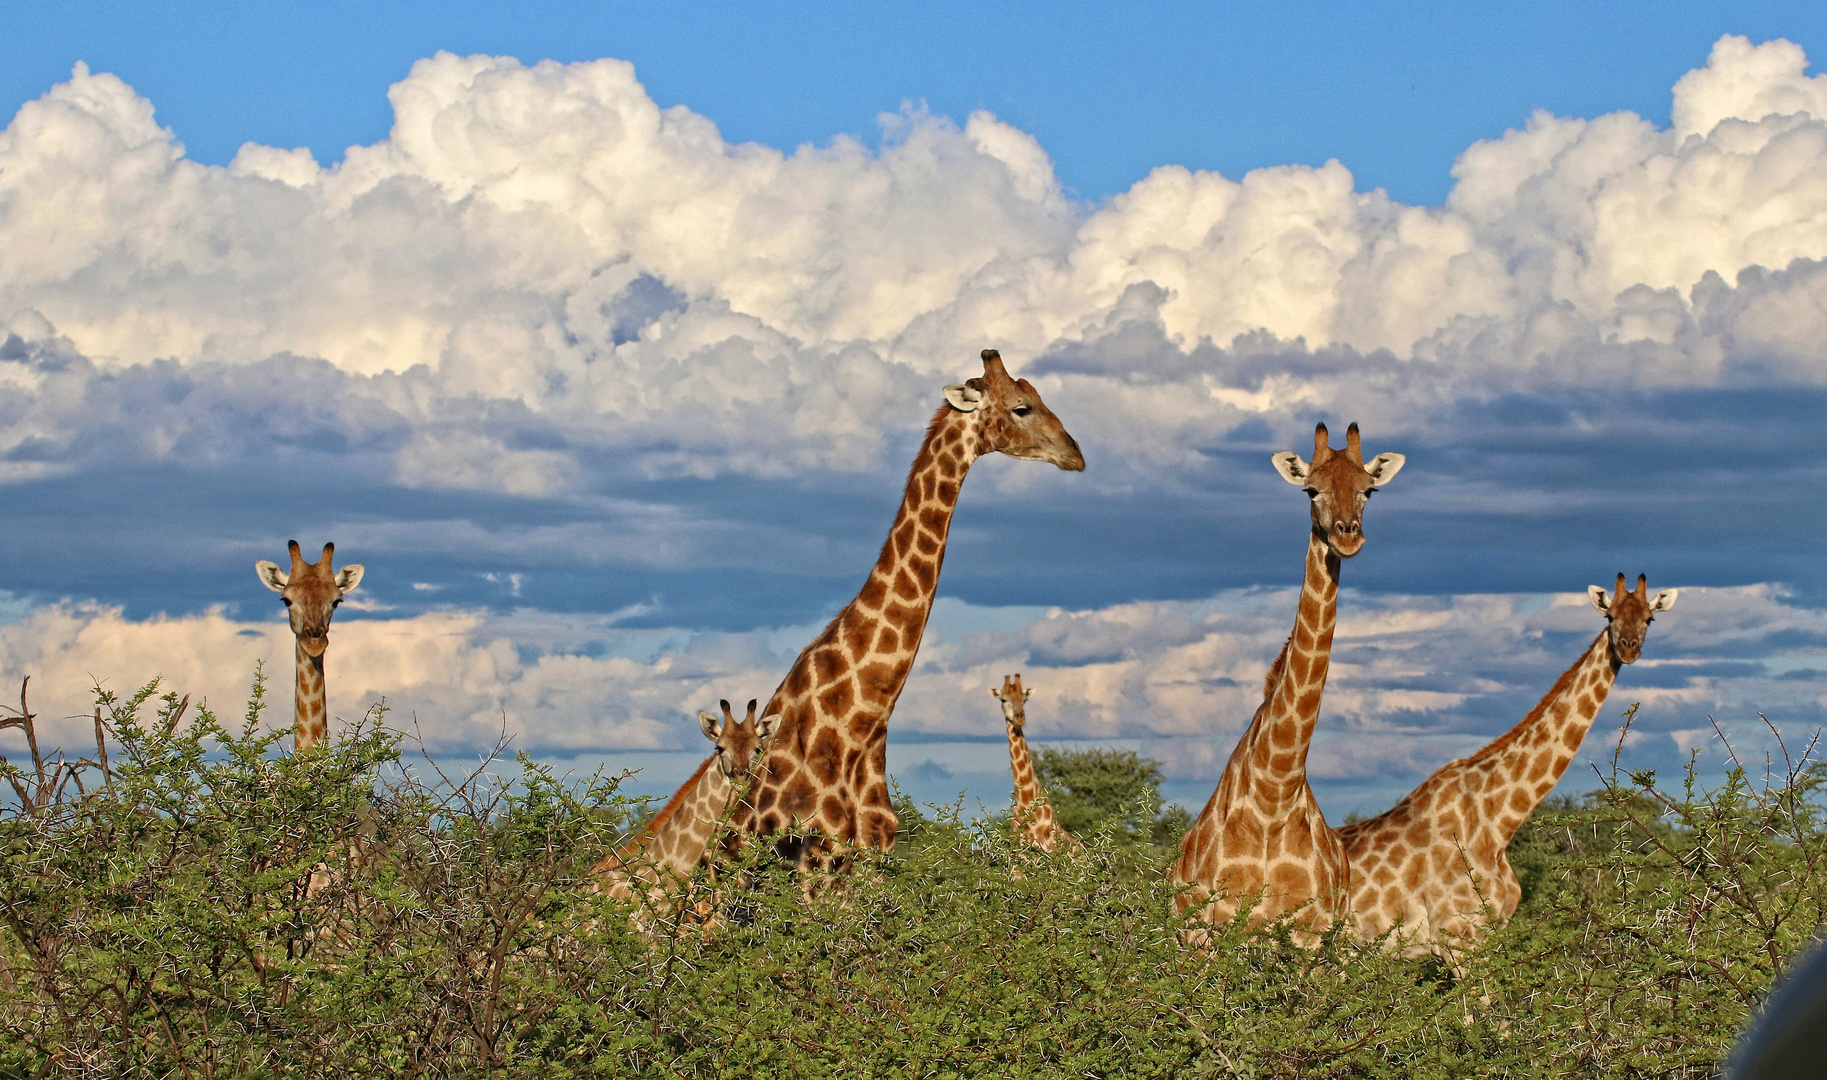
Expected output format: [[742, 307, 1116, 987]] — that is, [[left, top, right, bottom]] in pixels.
[[597, 699, 779, 910], [991, 674, 1077, 852], [1173, 422, 1405, 937], [255, 541, 364, 752], [728, 349, 1084, 869], [1338, 574, 1677, 956]]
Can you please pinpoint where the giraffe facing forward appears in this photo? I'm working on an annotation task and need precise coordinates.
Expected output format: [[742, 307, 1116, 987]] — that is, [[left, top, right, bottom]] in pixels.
[[992, 674, 1076, 852], [730, 350, 1084, 866], [598, 699, 778, 907], [1174, 423, 1405, 935], [1339, 574, 1676, 955], [256, 541, 364, 752]]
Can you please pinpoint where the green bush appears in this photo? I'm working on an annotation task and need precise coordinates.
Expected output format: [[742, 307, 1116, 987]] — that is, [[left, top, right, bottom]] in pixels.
[[0, 684, 1817, 1077], [1032, 745, 1191, 848]]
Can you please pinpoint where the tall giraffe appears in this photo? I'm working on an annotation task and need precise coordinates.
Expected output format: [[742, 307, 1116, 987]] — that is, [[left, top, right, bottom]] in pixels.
[[1339, 574, 1677, 955], [992, 674, 1076, 852], [255, 541, 364, 752], [1173, 422, 1405, 935], [730, 350, 1083, 866], [597, 699, 779, 907]]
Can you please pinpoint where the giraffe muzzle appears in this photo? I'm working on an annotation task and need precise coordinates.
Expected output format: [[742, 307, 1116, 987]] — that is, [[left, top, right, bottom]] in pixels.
[[300, 634, 329, 657], [1329, 520, 1365, 557]]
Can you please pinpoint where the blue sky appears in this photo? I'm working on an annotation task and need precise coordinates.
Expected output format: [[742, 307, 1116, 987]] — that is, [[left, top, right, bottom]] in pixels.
[[1, 6, 1826, 815], [7, 1, 1825, 206]]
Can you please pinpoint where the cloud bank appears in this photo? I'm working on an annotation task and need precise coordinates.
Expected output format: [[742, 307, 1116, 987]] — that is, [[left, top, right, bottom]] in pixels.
[[0, 35, 1824, 810]]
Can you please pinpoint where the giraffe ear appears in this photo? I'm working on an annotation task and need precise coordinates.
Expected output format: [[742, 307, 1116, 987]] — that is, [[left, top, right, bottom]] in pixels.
[[1271, 452, 1312, 486], [256, 561, 289, 593], [1589, 585, 1612, 614], [698, 710, 722, 742], [1651, 589, 1678, 612], [943, 383, 984, 413], [988, 686, 1003, 700], [1022, 687, 1033, 702], [335, 564, 365, 595], [1365, 452, 1405, 487], [755, 712, 781, 742]]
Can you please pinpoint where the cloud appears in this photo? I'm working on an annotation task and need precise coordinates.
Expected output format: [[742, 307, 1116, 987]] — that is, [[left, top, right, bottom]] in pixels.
[[1, 35, 1827, 808]]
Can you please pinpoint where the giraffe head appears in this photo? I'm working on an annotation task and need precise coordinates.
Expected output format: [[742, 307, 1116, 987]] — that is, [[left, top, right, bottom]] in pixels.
[[1271, 422, 1405, 558], [989, 674, 1033, 732], [942, 349, 1085, 471], [1588, 573, 1677, 664], [699, 698, 781, 781], [255, 540, 364, 657]]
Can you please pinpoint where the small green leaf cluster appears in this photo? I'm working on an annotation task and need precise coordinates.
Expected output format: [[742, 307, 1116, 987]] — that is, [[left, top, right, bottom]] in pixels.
[[0, 689, 1817, 1078]]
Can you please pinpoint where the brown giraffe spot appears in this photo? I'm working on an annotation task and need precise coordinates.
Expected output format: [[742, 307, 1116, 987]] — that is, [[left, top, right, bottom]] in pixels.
[[1562, 725, 1586, 750], [887, 602, 923, 634], [936, 479, 957, 502], [786, 662, 813, 698], [761, 812, 782, 832], [779, 775, 818, 817], [857, 661, 896, 700], [1527, 754, 1549, 782], [894, 567, 919, 596], [874, 627, 900, 653], [916, 532, 940, 556], [1509, 788, 1532, 813], [918, 505, 946, 533], [814, 647, 847, 684], [857, 575, 888, 610], [821, 796, 850, 831], [1223, 814, 1264, 850], [839, 613, 872, 655], [912, 559, 938, 593], [806, 728, 843, 784], [1401, 856, 1427, 890], [817, 679, 855, 718], [1297, 686, 1322, 717], [1269, 862, 1312, 898]]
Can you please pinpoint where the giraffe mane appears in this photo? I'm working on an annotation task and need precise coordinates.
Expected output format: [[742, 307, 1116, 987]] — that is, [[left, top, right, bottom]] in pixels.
[[1262, 637, 1292, 698]]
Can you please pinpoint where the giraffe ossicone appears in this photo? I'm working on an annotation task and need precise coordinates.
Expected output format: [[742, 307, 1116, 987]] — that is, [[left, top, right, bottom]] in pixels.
[[1174, 421, 1404, 939], [255, 540, 364, 752], [597, 699, 780, 913], [992, 674, 1076, 853], [729, 349, 1084, 868], [1339, 573, 1676, 956]]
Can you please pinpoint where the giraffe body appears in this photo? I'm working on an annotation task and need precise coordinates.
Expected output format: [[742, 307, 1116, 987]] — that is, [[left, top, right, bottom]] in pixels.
[[993, 674, 1076, 852], [255, 541, 364, 751], [1340, 574, 1676, 955], [1173, 423, 1404, 935], [598, 700, 778, 908], [732, 351, 1083, 864]]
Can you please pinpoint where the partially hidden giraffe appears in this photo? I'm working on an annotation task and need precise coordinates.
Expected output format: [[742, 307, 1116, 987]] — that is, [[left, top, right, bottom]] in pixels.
[[992, 674, 1077, 852], [729, 350, 1084, 867], [1173, 422, 1405, 936], [597, 699, 779, 909], [1338, 573, 1677, 956], [256, 541, 365, 752]]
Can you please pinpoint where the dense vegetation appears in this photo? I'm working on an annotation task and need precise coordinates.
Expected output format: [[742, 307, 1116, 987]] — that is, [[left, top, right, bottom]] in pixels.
[[0, 677, 1820, 1078]]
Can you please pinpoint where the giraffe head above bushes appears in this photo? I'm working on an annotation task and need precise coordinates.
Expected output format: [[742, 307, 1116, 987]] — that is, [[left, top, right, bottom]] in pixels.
[[1590, 573, 1677, 665], [1271, 422, 1405, 559], [990, 674, 1032, 732], [703, 698, 779, 783], [256, 541, 364, 656], [255, 540, 363, 751]]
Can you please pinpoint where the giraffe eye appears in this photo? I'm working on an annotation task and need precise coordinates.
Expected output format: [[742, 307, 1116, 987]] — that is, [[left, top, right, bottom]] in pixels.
[[1012, 405, 1032, 417], [282, 598, 292, 607]]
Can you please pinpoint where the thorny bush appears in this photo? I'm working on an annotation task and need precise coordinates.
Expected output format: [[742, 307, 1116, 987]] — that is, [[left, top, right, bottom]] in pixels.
[[0, 682, 1817, 1078]]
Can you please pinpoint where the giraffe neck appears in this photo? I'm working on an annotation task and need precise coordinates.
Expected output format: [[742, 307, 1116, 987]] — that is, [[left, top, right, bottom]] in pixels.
[[742, 402, 982, 849], [294, 637, 327, 751], [1472, 629, 1619, 841], [606, 757, 736, 880], [1006, 724, 1058, 844], [1244, 530, 1341, 806]]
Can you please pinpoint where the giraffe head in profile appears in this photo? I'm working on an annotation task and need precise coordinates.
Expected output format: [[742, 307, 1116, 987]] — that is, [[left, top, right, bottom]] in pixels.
[[943, 350, 1085, 471], [1589, 573, 1677, 665], [256, 540, 364, 655], [1271, 422, 1405, 558], [989, 673, 1033, 732], [701, 698, 780, 783]]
